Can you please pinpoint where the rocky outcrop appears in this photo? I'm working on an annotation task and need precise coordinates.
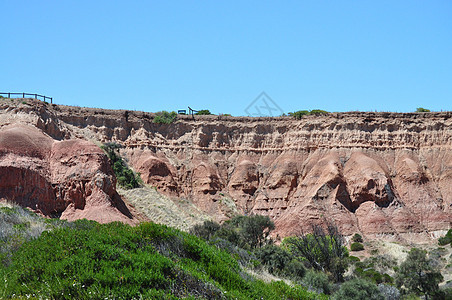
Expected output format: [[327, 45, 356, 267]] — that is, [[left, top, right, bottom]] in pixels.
[[0, 99, 451, 241], [0, 121, 134, 224]]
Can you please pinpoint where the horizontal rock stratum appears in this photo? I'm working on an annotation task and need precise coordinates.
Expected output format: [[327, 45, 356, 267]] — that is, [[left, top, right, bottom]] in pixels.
[[1, 99, 451, 242]]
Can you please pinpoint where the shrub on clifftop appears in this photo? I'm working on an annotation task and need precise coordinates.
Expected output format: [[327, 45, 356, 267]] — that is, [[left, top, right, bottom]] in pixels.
[[195, 109, 212, 115], [289, 109, 329, 119], [416, 107, 430, 112], [153, 111, 177, 124]]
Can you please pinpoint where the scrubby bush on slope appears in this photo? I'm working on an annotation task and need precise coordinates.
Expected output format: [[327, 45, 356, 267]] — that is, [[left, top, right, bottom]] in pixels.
[[395, 248, 443, 299], [283, 223, 349, 282], [438, 229, 452, 246], [192, 215, 275, 250], [0, 204, 69, 266], [0, 219, 325, 299], [333, 278, 383, 300], [350, 242, 364, 251]]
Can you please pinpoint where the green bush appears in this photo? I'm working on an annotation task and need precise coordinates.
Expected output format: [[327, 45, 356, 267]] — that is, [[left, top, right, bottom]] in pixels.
[[438, 229, 452, 246], [309, 109, 329, 115], [348, 256, 361, 264], [153, 111, 177, 124], [195, 109, 212, 115], [351, 242, 364, 251], [395, 248, 443, 299], [254, 244, 292, 275], [352, 233, 363, 243], [0, 204, 53, 266], [303, 270, 332, 295], [290, 110, 310, 119], [353, 255, 396, 284], [214, 215, 275, 250], [101, 143, 141, 189], [333, 278, 383, 300], [354, 267, 393, 285], [283, 223, 349, 282], [189, 220, 220, 240], [190, 217, 308, 282], [0, 219, 324, 299], [289, 109, 329, 119], [284, 259, 306, 281], [416, 107, 430, 112]]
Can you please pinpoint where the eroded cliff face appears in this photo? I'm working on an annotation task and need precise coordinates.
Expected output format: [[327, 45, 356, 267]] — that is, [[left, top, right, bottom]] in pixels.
[[0, 105, 135, 224], [1, 99, 451, 242]]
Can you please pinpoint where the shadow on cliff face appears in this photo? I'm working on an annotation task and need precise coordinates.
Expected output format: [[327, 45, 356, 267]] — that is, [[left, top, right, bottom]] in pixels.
[[2, 100, 451, 241], [0, 124, 135, 224]]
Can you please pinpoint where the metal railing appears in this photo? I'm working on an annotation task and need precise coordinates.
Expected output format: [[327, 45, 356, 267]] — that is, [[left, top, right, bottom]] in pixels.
[[0, 92, 53, 103], [188, 106, 198, 116]]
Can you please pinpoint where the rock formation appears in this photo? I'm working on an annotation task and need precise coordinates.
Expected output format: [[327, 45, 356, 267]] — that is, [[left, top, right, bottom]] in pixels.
[[0, 98, 451, 242], [0, 120, 134, 224]]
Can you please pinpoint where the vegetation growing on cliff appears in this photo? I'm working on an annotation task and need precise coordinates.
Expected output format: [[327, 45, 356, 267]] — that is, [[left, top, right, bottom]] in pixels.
[[153, 110, 177, 124], [0, 213, 324, 299], [101, 142, 142, 189], [438, 229, 452, 246], [2, 204, 451, 299]]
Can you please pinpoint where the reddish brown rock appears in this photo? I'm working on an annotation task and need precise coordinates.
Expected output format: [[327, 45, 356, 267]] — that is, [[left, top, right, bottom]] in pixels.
[[1, 99, 451, 242], [228, 159, 259, 211], [342, 152, 395, 211], [0, 123, 134, 224], [133, 154, 178, 195]]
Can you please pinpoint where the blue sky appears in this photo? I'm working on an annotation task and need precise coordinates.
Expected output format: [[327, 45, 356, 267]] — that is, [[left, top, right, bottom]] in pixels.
[[1, 1, 451, 116]]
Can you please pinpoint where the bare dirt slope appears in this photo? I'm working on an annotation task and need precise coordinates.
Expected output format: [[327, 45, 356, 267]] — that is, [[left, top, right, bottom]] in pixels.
[[0, 98, 451, 243]]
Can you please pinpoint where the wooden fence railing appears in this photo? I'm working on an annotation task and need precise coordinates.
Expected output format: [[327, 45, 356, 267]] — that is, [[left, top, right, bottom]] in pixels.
[[0, 92, 53, 103]]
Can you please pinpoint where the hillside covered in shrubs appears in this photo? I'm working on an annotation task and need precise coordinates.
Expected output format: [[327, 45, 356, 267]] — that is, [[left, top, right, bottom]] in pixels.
[[1, 204, 451, 299], [0, 205, 324, 299]]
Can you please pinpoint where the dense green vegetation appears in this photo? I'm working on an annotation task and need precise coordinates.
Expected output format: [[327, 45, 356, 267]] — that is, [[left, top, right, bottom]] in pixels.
[[0, 208, 324, 299], [2, 205, 451, 299], [282, 224, 349, 282], [289, 109, 329, 119], [101, 142, 142, 189], [350, 242, 364, 252], [351, 233, 363, 243], [416, 107, 431, 112], [395, 248, 444, 299], [438, 229, 452, 246], [334, 278, 384, 300], [352, 255, 395, 285], [153, 111, 177, 124], [195, 109, 212, 115]]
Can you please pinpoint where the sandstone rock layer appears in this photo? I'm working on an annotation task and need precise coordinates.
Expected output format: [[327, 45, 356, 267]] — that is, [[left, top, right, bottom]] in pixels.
[[1, 99, 451, 241], [0, 121, 134, 224]]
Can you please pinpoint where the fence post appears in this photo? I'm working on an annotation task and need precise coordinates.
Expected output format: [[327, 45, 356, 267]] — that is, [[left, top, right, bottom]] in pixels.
[[23, 93, 25, 98], [8, 93, 10, 98]]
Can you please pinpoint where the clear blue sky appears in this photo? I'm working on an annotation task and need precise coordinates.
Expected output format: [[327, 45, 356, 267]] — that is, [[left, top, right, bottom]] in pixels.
[[1, 1, 451, 116]]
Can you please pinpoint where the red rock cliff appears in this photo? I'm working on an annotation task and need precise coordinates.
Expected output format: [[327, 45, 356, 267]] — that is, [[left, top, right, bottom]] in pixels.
[[1, 99, 451, 241]]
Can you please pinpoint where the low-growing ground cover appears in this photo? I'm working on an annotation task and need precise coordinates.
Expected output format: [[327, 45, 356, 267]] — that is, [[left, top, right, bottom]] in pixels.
[[0, 209, 324, 299]]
